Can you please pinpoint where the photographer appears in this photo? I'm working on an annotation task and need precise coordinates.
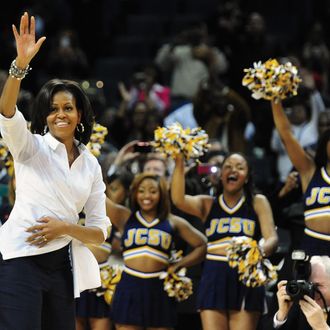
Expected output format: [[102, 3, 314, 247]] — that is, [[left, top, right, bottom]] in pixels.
[[273, 255, 330, 329]]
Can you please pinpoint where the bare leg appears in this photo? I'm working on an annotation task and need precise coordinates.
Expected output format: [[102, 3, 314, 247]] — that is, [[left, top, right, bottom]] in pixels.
[[229, 310, 260, 330], [200, 309, 229, 330], [75, 317, 87, 330], [115, 324, 143, 330], [90, 317, 112, 330]]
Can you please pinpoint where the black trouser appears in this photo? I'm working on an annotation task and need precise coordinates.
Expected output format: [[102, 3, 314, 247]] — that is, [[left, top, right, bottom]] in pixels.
[[0, 245, 75, 330]]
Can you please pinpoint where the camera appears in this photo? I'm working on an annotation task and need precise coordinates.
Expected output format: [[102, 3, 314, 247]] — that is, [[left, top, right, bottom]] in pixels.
[[285, 250, 315, 301], [133, 142, 152, 153], [197, 163, 219, 175]]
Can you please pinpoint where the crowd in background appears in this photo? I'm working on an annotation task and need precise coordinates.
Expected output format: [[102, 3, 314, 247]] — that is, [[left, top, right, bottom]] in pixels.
[[1, 0, 330, 329]]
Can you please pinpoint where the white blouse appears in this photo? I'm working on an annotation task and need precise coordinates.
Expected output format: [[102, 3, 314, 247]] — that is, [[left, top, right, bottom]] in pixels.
[[0, 109, 111, 296]]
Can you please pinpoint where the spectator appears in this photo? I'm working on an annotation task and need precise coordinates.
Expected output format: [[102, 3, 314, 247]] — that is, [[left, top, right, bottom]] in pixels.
[[119, 63, 171, 116], [155, 22, 228, 109], [164, 77, 254, 154]]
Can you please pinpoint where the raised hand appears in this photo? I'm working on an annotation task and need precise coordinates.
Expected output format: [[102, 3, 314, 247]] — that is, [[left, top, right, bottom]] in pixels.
[[12, 12, 46, 68]]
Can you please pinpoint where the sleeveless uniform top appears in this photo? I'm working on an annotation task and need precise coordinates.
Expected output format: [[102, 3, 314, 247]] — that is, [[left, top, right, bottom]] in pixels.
[[205, 194, 261, 261], [122, 211, 174, 266], [304, 167, 330, 221]]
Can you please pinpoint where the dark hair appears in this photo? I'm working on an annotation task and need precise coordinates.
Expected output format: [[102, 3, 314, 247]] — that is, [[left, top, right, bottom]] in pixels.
[[30, 79, 94, 145], [201, 149, 227, 163], [193, 77, 229, 126], [107, 170, 134, 191], [282, 86, 312, 119], [219, 152, 256, 204], [129, 173, 170, 221], [314, 128, 330, 169]]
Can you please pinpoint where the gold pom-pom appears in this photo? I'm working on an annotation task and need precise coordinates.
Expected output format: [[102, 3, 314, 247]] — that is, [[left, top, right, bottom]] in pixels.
[[226, 236, 278, 287], [86, 123, 108, 157], [242, 58, 302, 100], [159, 268, 193, 302], [93, 263, 123, 305], [0, 139, 14, 177], [152, 122, 210, 160], [159, 249, 193, 301]]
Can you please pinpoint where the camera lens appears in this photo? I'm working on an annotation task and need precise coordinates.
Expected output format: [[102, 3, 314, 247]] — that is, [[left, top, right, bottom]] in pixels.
[[286, 280, 315, 301], [286, 281, 300, 296]]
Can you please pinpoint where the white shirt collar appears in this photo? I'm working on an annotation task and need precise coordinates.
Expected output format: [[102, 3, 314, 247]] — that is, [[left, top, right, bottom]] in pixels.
[[43, 132, 87, 154]]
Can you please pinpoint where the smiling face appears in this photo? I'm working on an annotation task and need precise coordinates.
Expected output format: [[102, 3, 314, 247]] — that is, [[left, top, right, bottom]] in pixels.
[[220, 153, 249, 194], [46, 91, 81, 144], [136, 178, 160, 214]]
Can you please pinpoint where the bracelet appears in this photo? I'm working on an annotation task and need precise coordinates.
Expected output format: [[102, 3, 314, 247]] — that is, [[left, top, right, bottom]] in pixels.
[[8, 59, 31, 80]]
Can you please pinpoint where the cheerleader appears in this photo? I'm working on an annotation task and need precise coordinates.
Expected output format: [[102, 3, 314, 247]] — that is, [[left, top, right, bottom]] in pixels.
[[271, 98, 330, 256], [171, 153, 278, 330], [107, 172, 207, 330]]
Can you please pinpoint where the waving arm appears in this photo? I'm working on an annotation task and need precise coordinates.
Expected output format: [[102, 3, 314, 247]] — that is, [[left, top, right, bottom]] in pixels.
[[271, 99, 315, 189], [0, 12, 46, 118], [171, 154, 212, 221]]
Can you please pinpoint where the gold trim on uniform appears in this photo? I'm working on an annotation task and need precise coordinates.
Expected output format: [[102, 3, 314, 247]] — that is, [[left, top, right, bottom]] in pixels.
[[304, 206, 330, 221], [136, 211, 160, 228], [207, 237, 231, 252], [219, 194, 246, 214], [206, 254, 228, 261], [124, 266, 164, 278], [321, 167, 330, 185], [305, 228, 330, 241], [123, 246, 169, 264]]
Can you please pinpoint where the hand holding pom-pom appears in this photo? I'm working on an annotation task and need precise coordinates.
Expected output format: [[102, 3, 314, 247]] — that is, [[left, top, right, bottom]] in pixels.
[[159, 268, 193, 302], [0, 140, 14, 177], [159, 249, 193, 301], [226, 236, 278, 287], [242, 58, 302, 101]]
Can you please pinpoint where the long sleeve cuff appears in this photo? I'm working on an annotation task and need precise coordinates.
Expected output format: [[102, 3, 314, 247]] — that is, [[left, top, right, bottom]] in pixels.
[[273, 311, 287, 328]]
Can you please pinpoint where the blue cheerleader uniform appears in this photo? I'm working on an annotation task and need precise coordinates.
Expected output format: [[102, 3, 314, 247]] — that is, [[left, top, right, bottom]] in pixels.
[[301, 167, 330, 256], [197, 194, 266, 312], [111, 211, 177, 327]]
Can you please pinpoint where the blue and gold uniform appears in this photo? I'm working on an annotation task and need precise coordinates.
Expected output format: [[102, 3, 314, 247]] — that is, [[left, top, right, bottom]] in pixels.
[[301, 167, 330, 256], [197, 194, 266, 312], [122, 210, 173, 270], [111, 211, 177, 327]]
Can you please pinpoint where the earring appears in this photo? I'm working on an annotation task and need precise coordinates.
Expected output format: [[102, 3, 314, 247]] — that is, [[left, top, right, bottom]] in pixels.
[[76, 123, 85, 133], [43, 125, 48, 135]]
